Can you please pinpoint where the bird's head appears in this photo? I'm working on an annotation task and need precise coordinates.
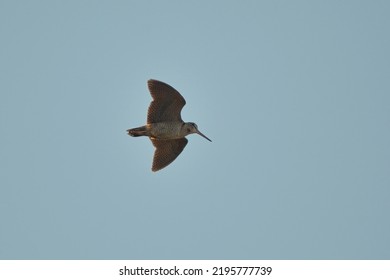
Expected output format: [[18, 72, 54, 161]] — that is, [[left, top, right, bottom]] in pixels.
[[183, 122, 212, 142]]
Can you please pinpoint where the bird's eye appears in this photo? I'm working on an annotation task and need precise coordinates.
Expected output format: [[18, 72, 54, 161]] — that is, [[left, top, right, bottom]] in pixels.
[[187, 128, 191, 133]]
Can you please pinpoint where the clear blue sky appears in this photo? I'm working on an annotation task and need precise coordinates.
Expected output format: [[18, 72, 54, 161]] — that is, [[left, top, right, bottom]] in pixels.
[[1, 0, 389, 259]]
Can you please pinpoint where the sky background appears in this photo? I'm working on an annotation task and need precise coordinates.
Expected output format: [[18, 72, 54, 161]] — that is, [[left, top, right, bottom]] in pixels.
[[1, 0, 389, 259]]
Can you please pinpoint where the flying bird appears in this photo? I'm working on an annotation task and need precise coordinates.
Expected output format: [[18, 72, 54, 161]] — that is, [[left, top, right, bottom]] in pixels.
[[127, 79, 211, 172]]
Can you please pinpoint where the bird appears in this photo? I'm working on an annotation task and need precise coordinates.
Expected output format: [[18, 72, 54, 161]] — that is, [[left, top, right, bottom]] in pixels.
[[127, 79, 211, 172]]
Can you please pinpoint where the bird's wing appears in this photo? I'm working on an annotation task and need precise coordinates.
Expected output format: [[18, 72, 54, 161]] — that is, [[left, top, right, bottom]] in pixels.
[[147, 79, 186, 123], [150, 138, 188, 172]]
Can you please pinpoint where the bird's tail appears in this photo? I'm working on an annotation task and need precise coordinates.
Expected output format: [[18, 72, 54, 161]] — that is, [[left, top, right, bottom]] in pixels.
[[127, 126, 148, 137]]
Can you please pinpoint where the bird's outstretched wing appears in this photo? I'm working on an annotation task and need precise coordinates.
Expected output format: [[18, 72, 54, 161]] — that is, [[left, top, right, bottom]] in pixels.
[[150, 138, 188, 172], [147, 79, 186, 123]]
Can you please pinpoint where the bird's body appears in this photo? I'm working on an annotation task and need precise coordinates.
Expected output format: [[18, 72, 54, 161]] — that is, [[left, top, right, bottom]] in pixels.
[[130, 122, 186, 140], [127, 79, 211, 172]]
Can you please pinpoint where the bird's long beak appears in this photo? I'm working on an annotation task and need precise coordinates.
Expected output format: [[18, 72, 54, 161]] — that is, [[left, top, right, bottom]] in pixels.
[[196, 129, 212, 142]]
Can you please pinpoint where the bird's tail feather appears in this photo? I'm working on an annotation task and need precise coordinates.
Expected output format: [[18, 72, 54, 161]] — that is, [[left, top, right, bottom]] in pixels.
[[127, 126, 148, 137]]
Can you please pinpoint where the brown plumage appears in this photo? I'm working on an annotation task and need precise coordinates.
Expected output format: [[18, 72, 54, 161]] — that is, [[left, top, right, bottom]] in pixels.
[[127, 79, 211, 172]]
